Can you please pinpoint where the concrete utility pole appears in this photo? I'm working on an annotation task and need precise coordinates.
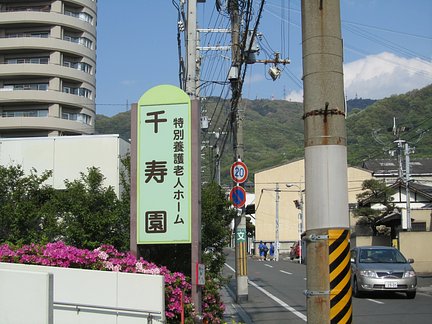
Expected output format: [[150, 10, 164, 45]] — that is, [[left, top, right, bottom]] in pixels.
[[391, 117, 414, 231], [301, 0, 352, 323], [297, 190, 304, 264], [405, 142, 413, 231], [229, 0, 248, 302], [186, 0, 198, 99], [210, 129, 227, 185], [215, 133, 221, 185], [287, 183, 304, 264], [395, 138, 406, 180], [186, 0, 202, 315], [275, 183, 280, 261]]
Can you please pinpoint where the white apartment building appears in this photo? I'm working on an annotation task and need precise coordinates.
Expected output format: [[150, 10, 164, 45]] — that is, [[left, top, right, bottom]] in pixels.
[[0, 0, 97, 137]]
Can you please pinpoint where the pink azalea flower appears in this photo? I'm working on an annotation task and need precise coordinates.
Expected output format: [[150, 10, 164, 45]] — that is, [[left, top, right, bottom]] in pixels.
[[0, 241, 225, 322]]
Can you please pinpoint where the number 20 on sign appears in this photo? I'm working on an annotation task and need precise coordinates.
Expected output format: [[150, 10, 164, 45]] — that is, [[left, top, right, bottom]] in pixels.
[[230, 161, 248, 184]]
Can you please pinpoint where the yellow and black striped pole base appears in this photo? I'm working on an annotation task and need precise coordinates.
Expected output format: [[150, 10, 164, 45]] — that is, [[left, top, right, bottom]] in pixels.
[[329, 229, 352, 324], [305, 228, 352, 323]]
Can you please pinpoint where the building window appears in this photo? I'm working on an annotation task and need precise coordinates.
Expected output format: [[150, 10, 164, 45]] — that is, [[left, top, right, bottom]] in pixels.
[[63, 61, 92, 74], [2, 109, 48, 118], [62, 112, 92, 125], [7, 31, 49, 38], [62, 87, 92, 99], [64, 10, 94, 25], [63, 35, 93, 49], [77, 62, 92, 74], [4, 83, 48, 91], [412, 222, 426, 232], [78, 87, 92, 98], [79, 37, 93, 49], [6, 57, 49, 64], [3, 5, 50, 12], [62, 112, 77, 121]]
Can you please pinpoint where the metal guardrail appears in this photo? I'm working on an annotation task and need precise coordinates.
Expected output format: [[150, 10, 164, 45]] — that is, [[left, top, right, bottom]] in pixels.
[[53, 301, 164, 323]]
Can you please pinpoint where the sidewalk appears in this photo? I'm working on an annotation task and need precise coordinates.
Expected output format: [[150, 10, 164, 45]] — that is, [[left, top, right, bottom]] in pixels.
[[417, 274, 432, 296], [221, 285, 248, 324]]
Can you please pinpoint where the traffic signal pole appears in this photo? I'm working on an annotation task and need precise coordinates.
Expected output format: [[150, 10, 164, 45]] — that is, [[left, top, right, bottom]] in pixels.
[[301, 0, 352, 323]]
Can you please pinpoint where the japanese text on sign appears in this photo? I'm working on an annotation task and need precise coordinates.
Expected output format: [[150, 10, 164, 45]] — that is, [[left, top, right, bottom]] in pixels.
[[137, 97, 191, 244]]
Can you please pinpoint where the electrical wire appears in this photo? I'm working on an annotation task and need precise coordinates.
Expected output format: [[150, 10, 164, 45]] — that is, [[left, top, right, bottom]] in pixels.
[[172, 0, 185, 89]]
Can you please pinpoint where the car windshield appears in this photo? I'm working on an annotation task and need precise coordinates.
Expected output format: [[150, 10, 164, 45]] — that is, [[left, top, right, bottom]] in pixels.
[[359, 248, 407, 263]]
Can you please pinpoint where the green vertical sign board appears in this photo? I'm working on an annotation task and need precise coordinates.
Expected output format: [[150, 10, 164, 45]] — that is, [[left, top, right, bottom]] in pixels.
[[236, 228, 246, 243], [137, 85, 191, 244]]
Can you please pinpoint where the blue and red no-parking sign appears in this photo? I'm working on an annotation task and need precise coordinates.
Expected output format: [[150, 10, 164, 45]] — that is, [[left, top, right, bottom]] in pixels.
[[230, 186, 247, 208]]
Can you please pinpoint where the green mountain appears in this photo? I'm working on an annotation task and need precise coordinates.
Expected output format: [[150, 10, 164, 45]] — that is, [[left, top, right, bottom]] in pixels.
[[347, 98, 376, 113], [202, 98, 305, 186], [95, 84, 432, 186], [346, 85, 432, 166], [95, 111, 131, 140]]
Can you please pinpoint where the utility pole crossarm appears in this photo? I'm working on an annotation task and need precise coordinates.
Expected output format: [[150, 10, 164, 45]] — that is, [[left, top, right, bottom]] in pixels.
[[255, 59, 291, 64], [197, 28, 231, 33]]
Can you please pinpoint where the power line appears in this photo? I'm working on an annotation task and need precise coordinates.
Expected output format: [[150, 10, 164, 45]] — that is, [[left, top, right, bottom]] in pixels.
[[343, 20, 432, 41]]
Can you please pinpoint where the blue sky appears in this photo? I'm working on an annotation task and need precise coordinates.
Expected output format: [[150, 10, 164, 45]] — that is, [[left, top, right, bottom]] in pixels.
[[96, 0, 432, 116]]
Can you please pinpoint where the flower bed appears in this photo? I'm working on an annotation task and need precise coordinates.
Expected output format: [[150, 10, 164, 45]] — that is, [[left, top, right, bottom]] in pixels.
[[0, 241, 224, 323]]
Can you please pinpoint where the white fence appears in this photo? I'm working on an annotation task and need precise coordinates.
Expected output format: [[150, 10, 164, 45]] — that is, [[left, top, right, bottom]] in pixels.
[[0, 269, 53, 324], [0, 263, 165, 324]]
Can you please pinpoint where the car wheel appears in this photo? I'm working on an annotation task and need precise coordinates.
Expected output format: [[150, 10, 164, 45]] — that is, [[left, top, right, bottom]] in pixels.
[[406, 291, 416, 299], [353, 277, 363, 298]]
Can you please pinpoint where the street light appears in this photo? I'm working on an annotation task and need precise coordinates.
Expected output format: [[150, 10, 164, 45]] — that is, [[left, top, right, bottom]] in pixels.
[[261, 185, 281, 261], [287, 183, 304, 264], [262, 184, 301, 262]]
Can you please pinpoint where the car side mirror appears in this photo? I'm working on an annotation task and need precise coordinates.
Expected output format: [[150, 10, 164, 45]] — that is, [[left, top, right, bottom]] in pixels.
[[407, 258, 414, 264]]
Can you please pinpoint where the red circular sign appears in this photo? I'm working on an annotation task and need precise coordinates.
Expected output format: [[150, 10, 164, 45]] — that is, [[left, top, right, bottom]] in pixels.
[[230, 161, 248, 183], [229, 186, 247, 208]]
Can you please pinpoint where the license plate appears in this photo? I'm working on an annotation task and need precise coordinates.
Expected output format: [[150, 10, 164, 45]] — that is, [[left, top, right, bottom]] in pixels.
[[385, 281, 397, 288]]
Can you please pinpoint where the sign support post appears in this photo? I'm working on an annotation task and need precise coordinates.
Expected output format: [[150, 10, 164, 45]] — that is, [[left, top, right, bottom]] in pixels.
[[229, 160, 248, 302], [131, 84, 201, 316]]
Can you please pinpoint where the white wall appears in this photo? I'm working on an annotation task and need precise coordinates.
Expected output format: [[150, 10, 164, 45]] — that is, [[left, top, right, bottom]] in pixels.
[[0, 269, 53, 324], [0, 263, 165, 324], [0, 135, 130, 197], [399, 232, 432, 274]]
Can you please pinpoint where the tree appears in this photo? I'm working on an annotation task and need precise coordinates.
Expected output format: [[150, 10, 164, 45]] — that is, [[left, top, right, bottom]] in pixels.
[[52, 167, 129, 250], [353, 179, 395, 235], [201, 182, 236, 275], [0, 165, 56, 244]]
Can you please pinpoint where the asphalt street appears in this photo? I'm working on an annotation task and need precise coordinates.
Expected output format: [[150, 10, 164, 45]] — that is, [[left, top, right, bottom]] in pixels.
[[222, 248, 432, 323]]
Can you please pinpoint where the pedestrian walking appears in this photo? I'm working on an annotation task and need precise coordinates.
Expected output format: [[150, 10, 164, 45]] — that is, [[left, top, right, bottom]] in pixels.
[[269, 242, 275, 261], [263, 242, 269, 261], [258, 241, 266, 261]]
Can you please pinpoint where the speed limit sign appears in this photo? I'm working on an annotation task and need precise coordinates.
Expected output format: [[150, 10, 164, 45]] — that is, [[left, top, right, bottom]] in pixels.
[[230, 161, 248, 183]]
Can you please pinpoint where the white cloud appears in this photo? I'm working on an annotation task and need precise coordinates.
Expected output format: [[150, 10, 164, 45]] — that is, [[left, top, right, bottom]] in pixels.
[[282, 53, 432, 102], [343, 52, 432, 99], [285, 89, 303, 102]]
